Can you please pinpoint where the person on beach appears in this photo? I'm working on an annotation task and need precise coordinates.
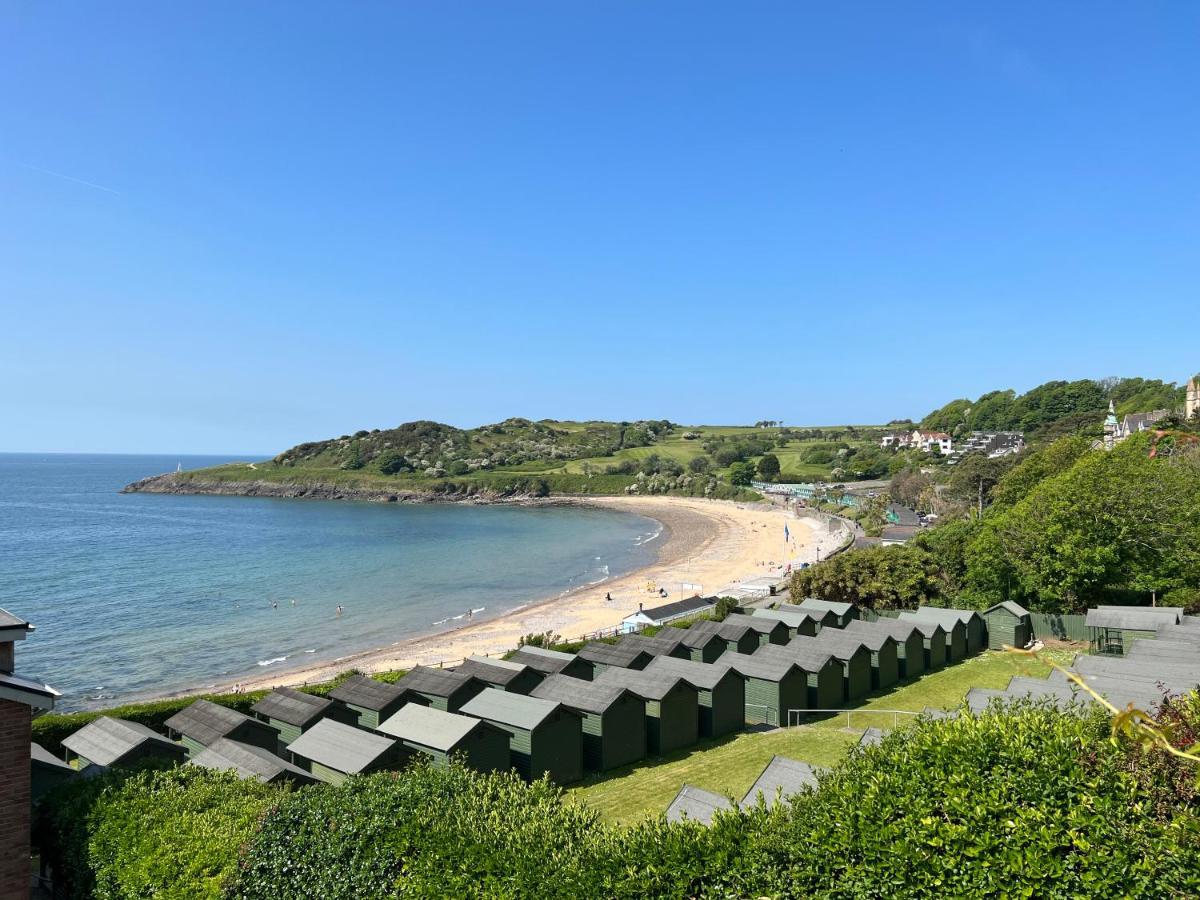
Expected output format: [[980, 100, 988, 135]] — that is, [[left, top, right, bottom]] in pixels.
[[336, 605, 343, 617], [605, 592, 612, 604]]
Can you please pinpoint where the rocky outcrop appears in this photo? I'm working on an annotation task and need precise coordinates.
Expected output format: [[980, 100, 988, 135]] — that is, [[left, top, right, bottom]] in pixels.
[[121, 473, 540, 504]]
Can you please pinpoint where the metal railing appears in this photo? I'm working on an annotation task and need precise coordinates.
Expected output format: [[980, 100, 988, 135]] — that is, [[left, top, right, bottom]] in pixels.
[[786, 708, 923, 730]]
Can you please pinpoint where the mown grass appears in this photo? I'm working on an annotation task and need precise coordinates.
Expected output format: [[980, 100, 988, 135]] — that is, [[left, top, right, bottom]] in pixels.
[[567, 647, 1079, 823]]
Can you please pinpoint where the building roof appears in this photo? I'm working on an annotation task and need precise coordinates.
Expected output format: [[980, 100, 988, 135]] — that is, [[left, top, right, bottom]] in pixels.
[[61, 716, 182, 767], [719, 651, 803, 682], [786, 634, 866, 664], [881, 525, 922, 543], [286, 718, 398, 773], [645, 655, 741, 691], [899, 611, 962, 634], [893, 614, 948, 640], [858, 727, 885, 747], [845, 619, 921, 645], [717, 613, 784, 636], [394, 665, 479, 699], [982, 601, 1031, 618], [752, 607, 821, 630], [686, 618, 754, 642], [329, 673, 406, 711], [754, 641, 837, 673], [0, 608, 31, 631], [460, 687, 568, 731], [914, 606, 984, 626], [165, 699, 262, 746], [665, 784, 734, 824], [0, 670, 60, 710], [509, 646, 580, 674], [594, 665, 690, 701], [31, 742, 74, 771], [673, 625, 726, 651], [376, 703, 487, 751], [796, 598, 855, 617], [251, 686, 333, 727], [190, 737, 314, 783], [1096, 605, 1183, 622], [629, 594, 715, 623], [827, 625, 895, 653], [531, 674, 633, 715], [577, 641, 651, 668], [1085, 608, 1183, 631], [456, 656, 538, 688], [618, 631, 686, 657], [742, 755, 819, 808], [887, 504, 923, 526]]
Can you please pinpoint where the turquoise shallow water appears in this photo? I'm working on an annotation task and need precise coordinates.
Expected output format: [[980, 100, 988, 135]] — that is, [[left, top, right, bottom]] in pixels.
[[0, 453, 659, 710]]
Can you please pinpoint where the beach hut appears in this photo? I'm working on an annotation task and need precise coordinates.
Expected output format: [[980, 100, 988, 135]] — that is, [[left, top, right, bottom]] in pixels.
[[576, 641, 654, 677], [751, 606, 821, 638], [741, 755, 818, 809], [795, 598, 859, 628], [774, 602, 839, 632], [531, 674, 646, 771], [459, 687, 584, 784], [665, 785, 733, 825], [670, 625, 729, 663], [189, 737, 317, 785], [617, 631, 691, 660], [914, 607, 987, 654], [820, 630, 899, 692], [376, 703, 510, 774], [31, 743, 76, 802], [783, 635, 872, 703], [165, 699, 279, 757], [684, 619, 760, 656], [251, 687, 355, 752], [753, 644, 844, 714], [720, 613, 791, 647], [902, 618, 949, 671], [286, 718, 409, 785], [1086, 608, 1182, 656], [900, 612, 965, 662], [393, 665, 486, 712], [508, 645, 594, 680], [720, 651, 809, 726], [845, 619, 927, 681], [455, 656, 544, 694], [645, 656, 746, 738], [330, 673, 410, 728], [594, 666, 699, 755], [982, 601, 1034, 650], [61, 716, 187, 770]]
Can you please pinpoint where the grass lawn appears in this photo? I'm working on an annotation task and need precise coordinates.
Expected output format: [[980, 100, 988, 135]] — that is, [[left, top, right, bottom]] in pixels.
[[567, 647, 1079, 824]]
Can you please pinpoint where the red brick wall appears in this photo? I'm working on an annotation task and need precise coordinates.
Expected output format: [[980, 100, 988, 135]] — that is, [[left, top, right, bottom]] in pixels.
[[0, 698, 31, 900]]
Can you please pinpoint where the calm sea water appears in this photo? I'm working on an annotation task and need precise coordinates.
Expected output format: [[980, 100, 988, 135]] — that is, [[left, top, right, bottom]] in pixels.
[[0, 454, 659, 710]]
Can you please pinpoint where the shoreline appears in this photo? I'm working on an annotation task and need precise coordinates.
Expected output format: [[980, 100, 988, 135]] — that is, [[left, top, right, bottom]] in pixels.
[[162, 495, 833, 699]]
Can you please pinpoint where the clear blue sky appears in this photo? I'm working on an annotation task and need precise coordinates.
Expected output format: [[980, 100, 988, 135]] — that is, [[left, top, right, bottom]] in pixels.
[[3, 3, 1197, 454]]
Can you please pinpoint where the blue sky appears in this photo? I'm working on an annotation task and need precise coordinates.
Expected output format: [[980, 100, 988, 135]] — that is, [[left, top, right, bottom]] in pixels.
[[2, 3, 1197, 454]]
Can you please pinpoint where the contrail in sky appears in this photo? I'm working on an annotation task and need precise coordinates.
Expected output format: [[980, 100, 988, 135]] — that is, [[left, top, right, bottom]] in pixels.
[[20, 162, 121, 195]]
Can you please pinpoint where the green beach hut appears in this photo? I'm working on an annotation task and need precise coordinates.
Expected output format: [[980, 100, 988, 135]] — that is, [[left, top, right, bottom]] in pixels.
[[189, 737, 318, 785], [509, 645, 594, 680], [617, 631, 691, 660], [795, 598, 859, 628], [594, 665, 699, 755], [531, 674, 646, 771], [459, 687, 584, 784], [915, 607, 987, 654], [165, 699, 280, 758], [456, 655, 544, 694], [286, 718, 410, 785], [61, 716, 187, 771], [1085, 608, 1180, 657], [721, 651, 809, 726], [393, 665, 486, 712], [645, 656, 746, 738], [721, 613, 791, 647], [982, 601, 1034, 650], [671, 625, 729, 663], [783, 635, 872, 703], [752, 644, 844, 715], [819, 630, 900, 692], [576, 641, 654, 677], [900, 612, 964, 663], [684, 619, 760, 656], [251, 686, 356, 753], [751, 606, 821, 638], [845, 619, 927, 680], [376, 703, 511, 774], [31, 743, 76, 803], [329, 673, 409, 730]]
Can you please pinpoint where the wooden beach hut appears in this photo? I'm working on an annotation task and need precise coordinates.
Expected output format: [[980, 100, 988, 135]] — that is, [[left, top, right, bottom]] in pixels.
[[982, 602, 1034, 650], [914, 607, 986, 654], [672, 625, 729, 664], [795, 598, 859, 628], [508, 645, 594, 680], [900, 612, 964, 663], [774, 602, 839, 632], [721, 613, 791, 647], [532, 674, 646, 771], [1086, 608, 1181, 657], [329, 674, 409, 729], [645, 656, 746, 738], [783, 635, 872, 703], [61, 716, 186, 770], [618, 630, 691, 660], [684, 619, 760, 656], [901, 618, 949, 671], [720, 651, 809, 726], [751, 606, 821, 638], [594, 665, 699, 755], [576, 641, 653, 677], [165, 699, 279, 757], [753, 644, 844, 714], [31, 743, 76, 803], [845, 619, 927, 680], [456, 656, 544, 694], [287, 718, 409, 785], [741, 755, 819, 809], [820, 629, 900, 691], [393, 665, 485, 712], [459, 687, 584, 783], [252, 687, 355, 753], [665, 785, 733, 825], [189, 737, 317, 785], [376, 703, 510, 774]]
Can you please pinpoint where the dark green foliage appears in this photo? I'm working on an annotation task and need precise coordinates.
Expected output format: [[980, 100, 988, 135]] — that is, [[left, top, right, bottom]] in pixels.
[[788, 545, 940, 610], [728, 461, 756, 486], [688, 455, 711, 474], [713, 596, 738, 621], [756, 453, 781, 481]]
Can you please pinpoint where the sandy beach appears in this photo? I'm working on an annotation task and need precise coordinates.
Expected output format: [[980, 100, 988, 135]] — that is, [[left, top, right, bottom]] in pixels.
[[222, 496, 837, 694]]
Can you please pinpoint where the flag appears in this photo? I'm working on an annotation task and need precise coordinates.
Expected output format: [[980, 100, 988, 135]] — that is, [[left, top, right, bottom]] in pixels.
[[784, 523, 790, 542]]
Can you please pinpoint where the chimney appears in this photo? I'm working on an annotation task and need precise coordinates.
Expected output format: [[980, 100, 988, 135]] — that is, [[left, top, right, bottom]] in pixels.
[[638, 602, 643, 612]]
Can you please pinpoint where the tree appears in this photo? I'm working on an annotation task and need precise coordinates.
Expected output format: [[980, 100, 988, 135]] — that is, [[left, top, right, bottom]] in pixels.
[[728, 461, 756, 486], [688, 455, 711, 474], [713, 596, 738, 620], [889, 468, 931, 510], [788, 546, 941, 610], [376, 450, 406, 475], [946, 453, 1015, 516], [756, 454, 781, 482]]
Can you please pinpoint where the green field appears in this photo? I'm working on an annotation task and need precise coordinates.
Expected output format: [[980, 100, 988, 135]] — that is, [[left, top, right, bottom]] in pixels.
[[567, 648, 1077, 823]]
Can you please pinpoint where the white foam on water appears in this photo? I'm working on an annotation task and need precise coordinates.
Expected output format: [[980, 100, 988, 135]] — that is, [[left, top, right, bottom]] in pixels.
[[257, 656, 287, 667]]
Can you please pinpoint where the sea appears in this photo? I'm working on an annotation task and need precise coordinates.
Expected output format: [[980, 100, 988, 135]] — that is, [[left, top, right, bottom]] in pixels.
[[0, 453, 661, 711]]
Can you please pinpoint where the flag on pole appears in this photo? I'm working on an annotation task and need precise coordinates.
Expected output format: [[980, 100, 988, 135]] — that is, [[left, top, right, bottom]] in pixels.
[[784, 523, 790, 542]]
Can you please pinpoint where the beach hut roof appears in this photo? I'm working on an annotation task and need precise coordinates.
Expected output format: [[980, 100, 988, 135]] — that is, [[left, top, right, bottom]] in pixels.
[[796, 598, 855, 617], [831, 624, 896, 653], [531, 674, 633, 715], [329, 673, 406, 711], [922, 706, 958, 720], [638, 595, 715, 622], [457, 656, 536, 687], [665, 785, 734, 824], [914, 606, 984, 626], [286, 719, 397, 773], [721, 613, 785, 636], [619, 631, 686, 656], [645, 656, 741, 691], [897, 612, 953, 636], [1096, 605, 1183, 622], [858, 727, 885, 747], [594, 665, 689, 701], [376, 703, 487, 751], [754, 641, 836, 673], [251, 687, 332, 727], [742, 755, 819, 808], [508, 646, 578, 674], [460, 687, 569, 730], [31, 742, 73, 771], [61, 716, 180, 767], [718, 651, 802, 681], [577, 641, 650, 668], [1084, 609, 1178, 630], [848, 618, 921, 642], [190, 737, 313, 783], [751, 607, 820, 629], [670, 626, 726, 650], [787, 634, 866, 664], [688, 618, 754, 642], [394, 665, 478, 699], [983, 601, 1031, 617], [165, 699, 257, 746]]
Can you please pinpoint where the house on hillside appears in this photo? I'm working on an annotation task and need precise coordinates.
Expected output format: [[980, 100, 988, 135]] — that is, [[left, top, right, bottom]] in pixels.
[[619, 595, 716, 632], [947, 431, 1025, 464]]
